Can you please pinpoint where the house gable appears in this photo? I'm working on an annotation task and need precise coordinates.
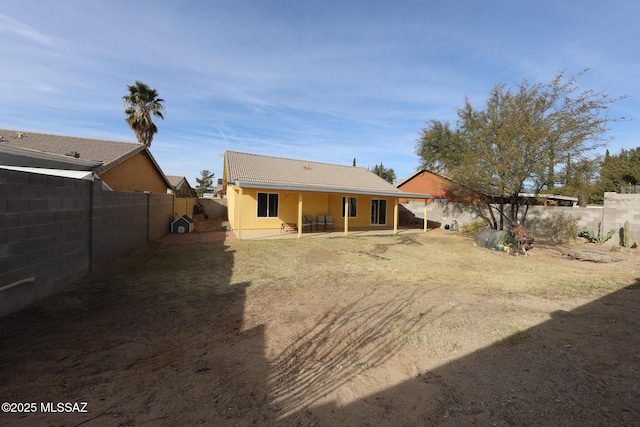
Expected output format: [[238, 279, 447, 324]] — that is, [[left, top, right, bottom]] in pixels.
[[397, 169, 480, 204], [98, 150, 168, 193], [167, 175, 197, 197]]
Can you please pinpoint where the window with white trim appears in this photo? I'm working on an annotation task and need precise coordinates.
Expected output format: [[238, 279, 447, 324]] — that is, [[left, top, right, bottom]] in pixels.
[[371, 199, 387, 225], [341, 196, 357, 218], [257, 193, 279, 217]]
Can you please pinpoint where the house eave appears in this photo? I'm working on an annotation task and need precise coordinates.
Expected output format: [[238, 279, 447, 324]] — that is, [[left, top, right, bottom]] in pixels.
[[0, 165, 95, 180], [0, 144, 102, 170], [233, 180, 431, 200]]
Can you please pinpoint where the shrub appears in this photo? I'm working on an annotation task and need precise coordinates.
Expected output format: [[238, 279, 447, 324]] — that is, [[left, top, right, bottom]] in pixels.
[[462, 218, 490, 234], [540, 213, 579, 245]]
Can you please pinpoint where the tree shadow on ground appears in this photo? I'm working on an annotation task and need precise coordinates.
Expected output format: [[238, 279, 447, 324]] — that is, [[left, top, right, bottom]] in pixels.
[[269, 288, 455, 417], [1, 241, 639, 426], [293, 277, 640, 426]]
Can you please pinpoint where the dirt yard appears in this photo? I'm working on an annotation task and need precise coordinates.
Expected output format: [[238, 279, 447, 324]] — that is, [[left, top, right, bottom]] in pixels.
[[1, 228, 639, 426]]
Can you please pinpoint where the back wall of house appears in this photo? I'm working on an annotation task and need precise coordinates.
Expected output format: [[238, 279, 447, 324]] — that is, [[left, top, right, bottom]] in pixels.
[[99, 151, 167, 193]]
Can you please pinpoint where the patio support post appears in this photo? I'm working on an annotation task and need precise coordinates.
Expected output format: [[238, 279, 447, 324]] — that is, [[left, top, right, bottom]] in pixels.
[[393, 198, 399, 234], [237, 187, 243, 240], [423, 199, 428, 232], [297, 192, 303, 238], [344, 196, 349, 235]]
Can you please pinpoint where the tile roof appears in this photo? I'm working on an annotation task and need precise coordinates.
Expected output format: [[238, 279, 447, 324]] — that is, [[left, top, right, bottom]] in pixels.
[[0, 144, 102, 170], [224, 151, 429, 198], [395, 168, 453, 188], [0, 129, 144, 174], [166, 175, 186, 188]]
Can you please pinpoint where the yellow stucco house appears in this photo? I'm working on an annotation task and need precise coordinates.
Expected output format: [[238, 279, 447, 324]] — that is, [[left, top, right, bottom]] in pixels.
[[0, 129, 171, 193], [223, 151, 431, 239]]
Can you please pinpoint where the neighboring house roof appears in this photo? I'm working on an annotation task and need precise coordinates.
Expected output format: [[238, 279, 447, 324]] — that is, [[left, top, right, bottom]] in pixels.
[[0, 144, 102, 170], [0, 128, 171, 188], [224, 151, 430, 199], [397, 169, 579, 202], [519, 193, 579, 202], [395, 168, 453, 188], [166, 175, 187, 189], [166, 175, 198, 197]]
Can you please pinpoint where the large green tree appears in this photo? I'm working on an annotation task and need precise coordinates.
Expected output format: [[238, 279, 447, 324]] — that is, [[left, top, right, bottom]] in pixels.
[[123, 81, 165, 148], [416, 70, 624, 229], [598, 147, 640, 193], [372, 162, 396, 184]]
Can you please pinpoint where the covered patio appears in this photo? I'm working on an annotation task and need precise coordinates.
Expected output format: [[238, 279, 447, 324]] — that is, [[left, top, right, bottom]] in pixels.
[[236, 224, 431, 240]]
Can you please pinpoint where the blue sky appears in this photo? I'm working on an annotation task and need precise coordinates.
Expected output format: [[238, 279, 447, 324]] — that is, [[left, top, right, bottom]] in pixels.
[[1, 1, 639, 186]]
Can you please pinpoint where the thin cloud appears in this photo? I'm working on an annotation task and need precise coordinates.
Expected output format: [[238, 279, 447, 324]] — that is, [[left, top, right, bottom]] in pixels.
[[0, 1, 639, 182], [0, 13, 53, 46]]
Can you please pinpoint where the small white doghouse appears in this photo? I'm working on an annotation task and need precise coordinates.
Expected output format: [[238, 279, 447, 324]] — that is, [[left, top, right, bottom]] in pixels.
[[171, 215, 194, 234]]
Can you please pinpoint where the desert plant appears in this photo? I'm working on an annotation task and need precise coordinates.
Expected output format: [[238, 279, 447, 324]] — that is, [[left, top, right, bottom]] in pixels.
[[462, 218, 490, 234], [540, 213, 579, 245], [624, 220, 630, 247], [580, 222, 616, 244]]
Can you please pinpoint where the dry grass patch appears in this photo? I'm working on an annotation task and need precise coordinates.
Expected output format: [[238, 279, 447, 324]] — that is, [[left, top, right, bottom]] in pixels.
[[1, 229, 639, 426]]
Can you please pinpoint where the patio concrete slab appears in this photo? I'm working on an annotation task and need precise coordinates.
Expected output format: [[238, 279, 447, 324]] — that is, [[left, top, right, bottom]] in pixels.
[[236, 227, 427, 240]]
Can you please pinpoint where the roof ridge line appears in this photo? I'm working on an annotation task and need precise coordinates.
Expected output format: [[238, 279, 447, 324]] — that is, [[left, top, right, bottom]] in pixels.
[[225, 150, 368, 170], [0, 128, 140, 146]]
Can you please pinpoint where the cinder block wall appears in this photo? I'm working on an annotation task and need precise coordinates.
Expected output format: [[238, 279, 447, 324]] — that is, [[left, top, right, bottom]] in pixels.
[[198, 198, 228, 219], [1, 170, 176, 317], [412, 194, 639, 246], [173, 197, 198, 219], [92, 186, 148, 267], [1, 169, 92, 317], [601, 192, 640, 246], [149, 193, 174, 241]]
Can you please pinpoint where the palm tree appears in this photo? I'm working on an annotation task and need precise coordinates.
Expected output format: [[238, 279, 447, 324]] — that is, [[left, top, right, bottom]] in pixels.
[[123, 81, 165, 148]]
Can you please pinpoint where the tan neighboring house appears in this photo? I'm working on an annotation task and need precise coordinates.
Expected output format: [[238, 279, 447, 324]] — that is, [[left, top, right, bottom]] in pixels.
[[166, 175, 198, 197], [0, 129, 170, 193], [223, 151, 431, 239]]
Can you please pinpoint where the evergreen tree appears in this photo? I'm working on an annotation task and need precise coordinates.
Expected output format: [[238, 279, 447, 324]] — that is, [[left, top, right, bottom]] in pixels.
[[195, 170, 215, 197], [598, 147, 640, 193], [372, 163, 396, 184]]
